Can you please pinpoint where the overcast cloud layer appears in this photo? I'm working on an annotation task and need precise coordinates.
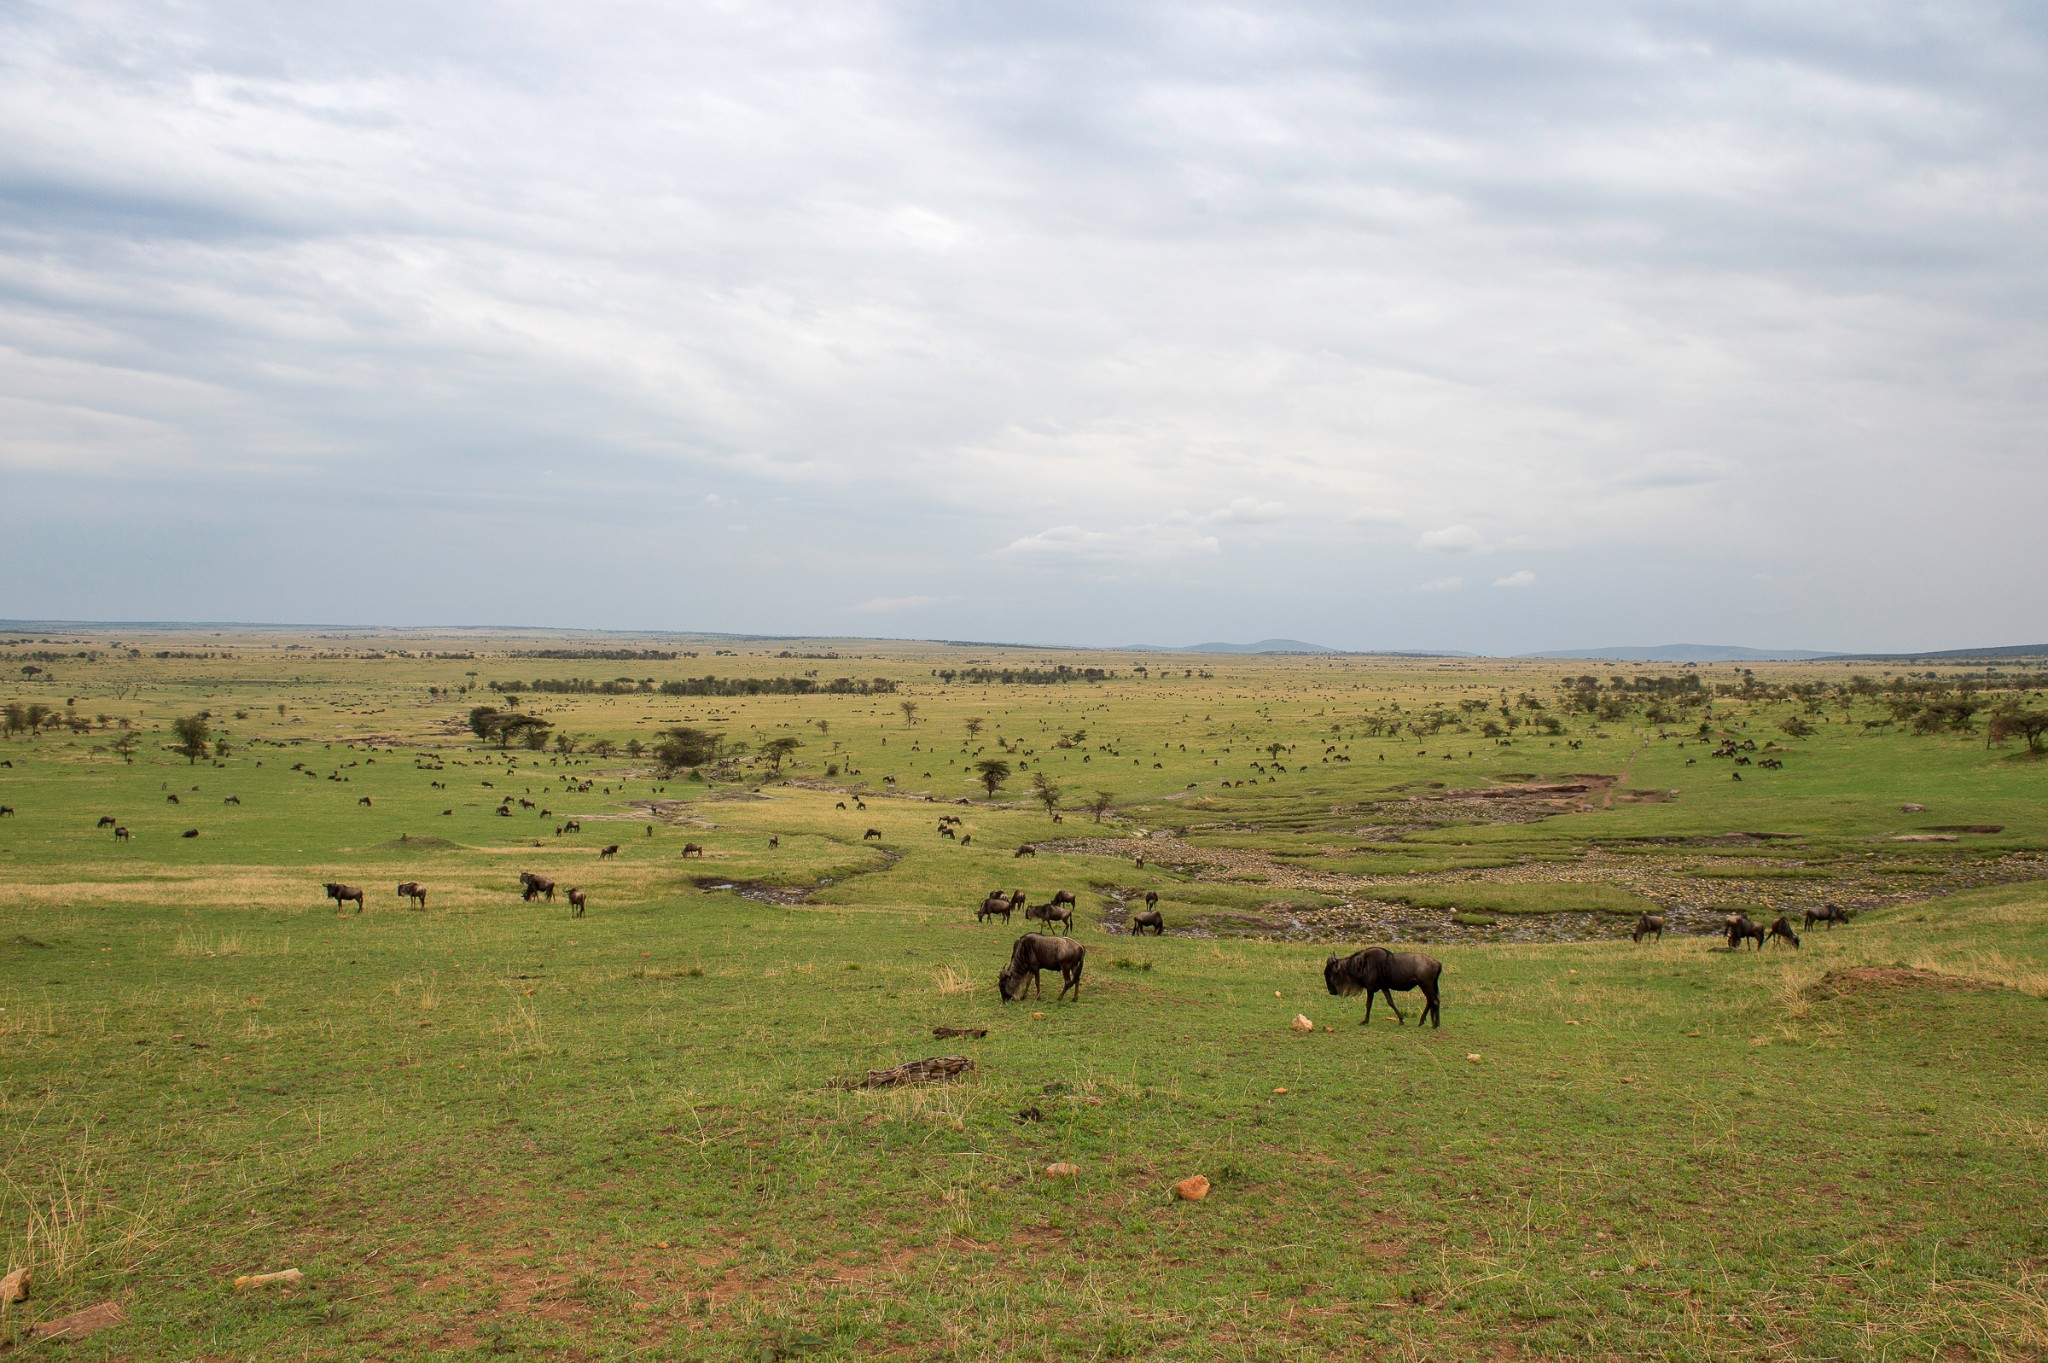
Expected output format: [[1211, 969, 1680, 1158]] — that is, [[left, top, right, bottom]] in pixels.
[[2, 1, 2043, 652]]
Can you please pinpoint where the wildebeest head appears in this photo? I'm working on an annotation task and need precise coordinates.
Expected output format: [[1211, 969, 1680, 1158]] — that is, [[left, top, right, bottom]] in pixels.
[[1325, 954, 1365, 996], [997, 967, 1027, 1002]]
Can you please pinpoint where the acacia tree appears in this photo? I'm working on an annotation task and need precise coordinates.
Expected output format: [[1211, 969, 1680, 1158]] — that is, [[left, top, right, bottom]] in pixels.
[[1989, 707, 2048, 755], [900, 700, 920, 728], [974, 758, 1011, 799], [964, 717, 984, 741], [654, 726, 723, 775], [762, 736, 803, 772], [1086, 789, 1115, 823], [1031, 770, 1062, 815], [170, 713, 211, 764]]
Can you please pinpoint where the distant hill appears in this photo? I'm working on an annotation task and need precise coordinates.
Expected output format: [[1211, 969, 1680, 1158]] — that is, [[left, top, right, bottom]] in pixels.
[[1831, 644, 2048, 663], [1520, 644, 1843, 663], [1118, 638, 1339, 655]]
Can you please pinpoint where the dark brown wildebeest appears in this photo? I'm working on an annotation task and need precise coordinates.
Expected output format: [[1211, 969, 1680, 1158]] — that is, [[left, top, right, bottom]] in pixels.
[[835, 801, 846, 810], [864, 828, 883, 841], [1766, 916, 1800, 949], [496, 806, 513, 817], [1008, 889, 1025, 913], [1024, 901, 1073, 934], [1143, 890, 1159, 910], [855, 800, 867, 811], [1135, 855, 1145, 869], [181, 828, 199, 838], [1324, 947, 1443, 1028], [568, 888, 588, 917], [939, 824, 955, 839], [1015, 844, 1037, 858], [599, 844, 619, 859], [768, 835, 779, 849], [397, 881, 428, 909], [1724, 914, 1765, 950], [442, 809, 453, 816], [97, 815, 117, 829], [358, 796, 373, 806], [1049, 889, 1077, 910], [165, 794, 179, 804], [1804, 903, 1853, 930], [224, 795, 241, 805], [114, 826, 132, 840], [999, 933, 1086, 1003], [520, 872, 557, 903], [324, 882, 366, 913], [1632, 913, 1665, 943], [563, 820, 580, 834], [680, 843, 705, 859], [1131, 909, 1164, 935], [977, 892, 1013, 923]]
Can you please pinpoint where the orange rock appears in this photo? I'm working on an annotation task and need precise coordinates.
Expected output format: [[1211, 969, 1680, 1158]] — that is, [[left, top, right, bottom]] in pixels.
[[234, 1269, 303, 1291], [1044, 1163, 1081, 1179], [31, 1301, 125, 1340], [1173, 1175, 1210, 1201], [1290, 1014, 1313, 1031], [0, 1266, 26, 1304]]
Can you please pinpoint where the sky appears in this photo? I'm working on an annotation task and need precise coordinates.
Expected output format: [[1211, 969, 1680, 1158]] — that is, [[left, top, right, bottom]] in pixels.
[[2, 1, 2043, 654]]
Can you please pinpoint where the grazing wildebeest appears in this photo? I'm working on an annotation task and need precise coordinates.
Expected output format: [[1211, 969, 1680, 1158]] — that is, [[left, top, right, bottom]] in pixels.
[[960, 834, 972, 846], [442, 809, 453, 816], [1049, 889, 1077, 910], [1804, 903, 1853, 931], [680, 843, 704, 859], [181, 828, 199, 838], [496, 807, 512, 817], [1324, 947, 1443, 1028], [1135, 856, 1145, 869], [1008, 889, 1026, 913], [768, 835, 780, 849], [939, 825, 955, 839], [599, 844, 619, 859], [520, 872, 557, 903], [855, 800, 867, 811], [568, 888, 588, 917], [324, 882, 366, 913], [114, 826, 131, 840], [165, 794, 179, 804], [397, 881, 428, 909], [977, 892, 1013, 923], [1766, 916, 1800, 949], [1131, 909, 1164, 935], [835, 801, 846, 810], [563, 820, 580, 834], [1024, 901, 1073, 934], [864, 828, 883, 841], [359, 796, 373, 806], [998, 933, 1086, 1002], [1632, 913, 1665, 943], [1015, 844, 1037, 858], [1143, 890, 1159, 910], [97, 816, 117, 829], [1724, 914, 1765, 951]]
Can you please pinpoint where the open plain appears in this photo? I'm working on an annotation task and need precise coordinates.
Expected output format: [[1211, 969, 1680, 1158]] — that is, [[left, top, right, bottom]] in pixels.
[[2, 629, 2046, 1359]]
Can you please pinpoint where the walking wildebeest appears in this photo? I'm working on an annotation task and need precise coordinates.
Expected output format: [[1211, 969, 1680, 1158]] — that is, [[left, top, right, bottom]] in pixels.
[[358, 796, 372, 806], [397, 881, 428, 909], [1015, 844, 1037, 858], [769, 835, 779, 849], [224, 795, 240, 805], [165, 794, 179, 804], [1804, 903, 1853, 930], [1724, 914, 1765, 951], [1049, 889, 1077, 910], [1008, 889, 1026, 913], [1632, 913, 1665, 943], [1324, 947, 1443, 1028], [97, 816, 117, 829], [864, 828, 883, 841], [998, 933, 1086, 1002], [1024, 901, 1073, 934], [1131, 909, 1164, 935], [599, 844, 619, 859], [324, 882, 366, 913], [520, 872, 557, 903], [977, 892, 1013, 923], [680, 843, 704, 859], [1766, 916, 1800, 949], [114, 826, 131, 840], [1143, 890, 1159, 910], [568, 888, 588, 917]]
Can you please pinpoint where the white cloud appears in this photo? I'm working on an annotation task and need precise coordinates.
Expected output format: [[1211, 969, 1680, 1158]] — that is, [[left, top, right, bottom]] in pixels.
[[1418, 576, 1464, 592], [1001, 523, 1221, 563], [1418, 525, 1490, 554], [1494, 570, 1536, 588]]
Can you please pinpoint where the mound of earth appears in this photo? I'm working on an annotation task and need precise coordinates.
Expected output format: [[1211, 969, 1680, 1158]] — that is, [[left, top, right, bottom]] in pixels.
[[1804, 967, 1997, 999]]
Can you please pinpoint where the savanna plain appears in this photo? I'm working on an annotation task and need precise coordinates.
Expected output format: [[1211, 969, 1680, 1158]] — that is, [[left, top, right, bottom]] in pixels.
[[2, 629, 2046, 1361]]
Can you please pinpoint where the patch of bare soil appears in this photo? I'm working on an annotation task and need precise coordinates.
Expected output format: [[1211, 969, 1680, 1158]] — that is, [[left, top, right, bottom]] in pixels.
[[1805, 967, 2000, 999]]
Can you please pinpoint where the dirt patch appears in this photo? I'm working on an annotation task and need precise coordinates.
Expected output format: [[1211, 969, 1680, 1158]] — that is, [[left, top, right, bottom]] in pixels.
[[1925, 825, 2005, 835], [690, 876, 811, 905], [1805, 967, 2000, 999]]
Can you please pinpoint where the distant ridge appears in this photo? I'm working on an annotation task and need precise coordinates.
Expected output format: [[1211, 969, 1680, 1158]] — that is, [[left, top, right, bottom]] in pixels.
[[1831, 643, 2048, 663], [1117, 638, 1338, 654], [1520, 644, 1842, 663]]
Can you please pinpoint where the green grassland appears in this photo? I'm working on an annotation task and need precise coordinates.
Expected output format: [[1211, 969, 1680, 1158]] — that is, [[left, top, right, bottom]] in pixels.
[[2, 630, 2046, 1358]]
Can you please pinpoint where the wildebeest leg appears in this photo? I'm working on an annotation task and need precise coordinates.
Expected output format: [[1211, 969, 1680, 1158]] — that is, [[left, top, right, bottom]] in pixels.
[[1421, 982, 1440, 1029], [1379, 988, 1407, 1025]]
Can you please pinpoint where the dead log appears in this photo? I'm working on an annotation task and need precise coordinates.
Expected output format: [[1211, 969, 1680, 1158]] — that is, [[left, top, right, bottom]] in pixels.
[[848, 1055, 974, 1088]]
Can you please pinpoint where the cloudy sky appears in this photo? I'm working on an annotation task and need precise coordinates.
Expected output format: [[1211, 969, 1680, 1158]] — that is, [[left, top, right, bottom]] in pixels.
[[2, 1, 2043, 652]]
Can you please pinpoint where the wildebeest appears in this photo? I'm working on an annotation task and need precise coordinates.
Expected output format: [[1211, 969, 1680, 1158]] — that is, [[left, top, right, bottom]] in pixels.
[[1632, 913, 1665, 943], [96, 815, 117, 829], [1049, 889, 1077, 910], [680, 843, 704, 859], [599, 844, 619, 859], [939, 825, 955, 839], [324, 882, 366, 913], [181, 828, 200, 838], [397, 881, 428, 909], [165, 794, 179, 804], [1724, 914, 1765, 951], [519, 872, 557, 903], [864, 828, 883, 841], [835, 801, 846, 810], [1143, 890, 1159, 910], [496, 807, 512, 817], [998, 933, 1086, 1002], [1766, 916, 1800, 949], [977, 892, 1013, 923], [768, 835, 779, 849], [224, 795, 241, 805], [1131, 909, 1164, 935], [1804, 903, 1853, 930], [114, 826, 131, 840], [1015, 844, 1037, 858], [960, 834, 972, 846], [563, 820, 580, 833], [568, 888, 588, 917], [1324, 947, 1443, 1028], [358, 796, 373, 806], [1024, 901, 1073, 934]]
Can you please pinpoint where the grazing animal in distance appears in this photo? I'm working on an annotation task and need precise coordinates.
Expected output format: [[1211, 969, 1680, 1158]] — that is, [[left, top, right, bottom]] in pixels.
[[563, 820, 580, 833], [358, 796, 372, 806], [1632, 914, 1665, 943], [1804, 903, 1853, 930], [181, 828, 200, 838], [680, 843, 704, 859], [442, 809, 452, 816], [1024, 901, 1073, 934], [835, 802, 846, 810], [939, 824, 955, 839], [397, 881, 427, 909], [864, 828, 883, 841], [959, 834, 972, 846], [97, 816, 117, 829], [1766, 916, 1800, 949], [568, 888, 588, 917], [1143, 890, 1159, 910], [324, 882, 366, 913], [1724, 914, 1766, 951], [998, 933, 1086, 1002], [1015, 844, 1037, 858], [1130, 909, 1164, 936], [223, 795, 240, 805], [977, 892, 1013, 922], [166, 794, 180, 804], [1049, 889, 1077, 910], [1324, 947, 1443, 1028], [519, 872, 557, 903], [599, 844, 619, 859], [114, 826, 132, 840]]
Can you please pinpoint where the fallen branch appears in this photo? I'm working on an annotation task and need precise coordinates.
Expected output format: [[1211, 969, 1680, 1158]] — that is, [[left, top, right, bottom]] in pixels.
[[847, 1055, 974, 1088]]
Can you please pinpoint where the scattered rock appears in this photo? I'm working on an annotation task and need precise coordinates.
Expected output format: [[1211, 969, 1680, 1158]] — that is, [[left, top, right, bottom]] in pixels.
[[1893, 834, 1958, 843], [1016, 1105, 1044, 1123], [1272, 1087, 1288, 1094], [1044, 1163, 1081, 1180], [0, 1266, 26, 1303], [1466, 1053, 1482, 1062], [1173, 1175, 1211, 1201], [234, 1269, 304, 1291], [931, 1026, 987, 1039], [1900, 803, 1928, 813], [31, 1301, 125, 1340], [1290, 1014, 1314, 1031]]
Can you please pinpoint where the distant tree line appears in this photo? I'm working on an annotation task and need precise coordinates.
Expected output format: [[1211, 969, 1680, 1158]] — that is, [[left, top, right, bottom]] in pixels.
[[488, 675, 896, 697], [934, 666, 1118, 685]]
